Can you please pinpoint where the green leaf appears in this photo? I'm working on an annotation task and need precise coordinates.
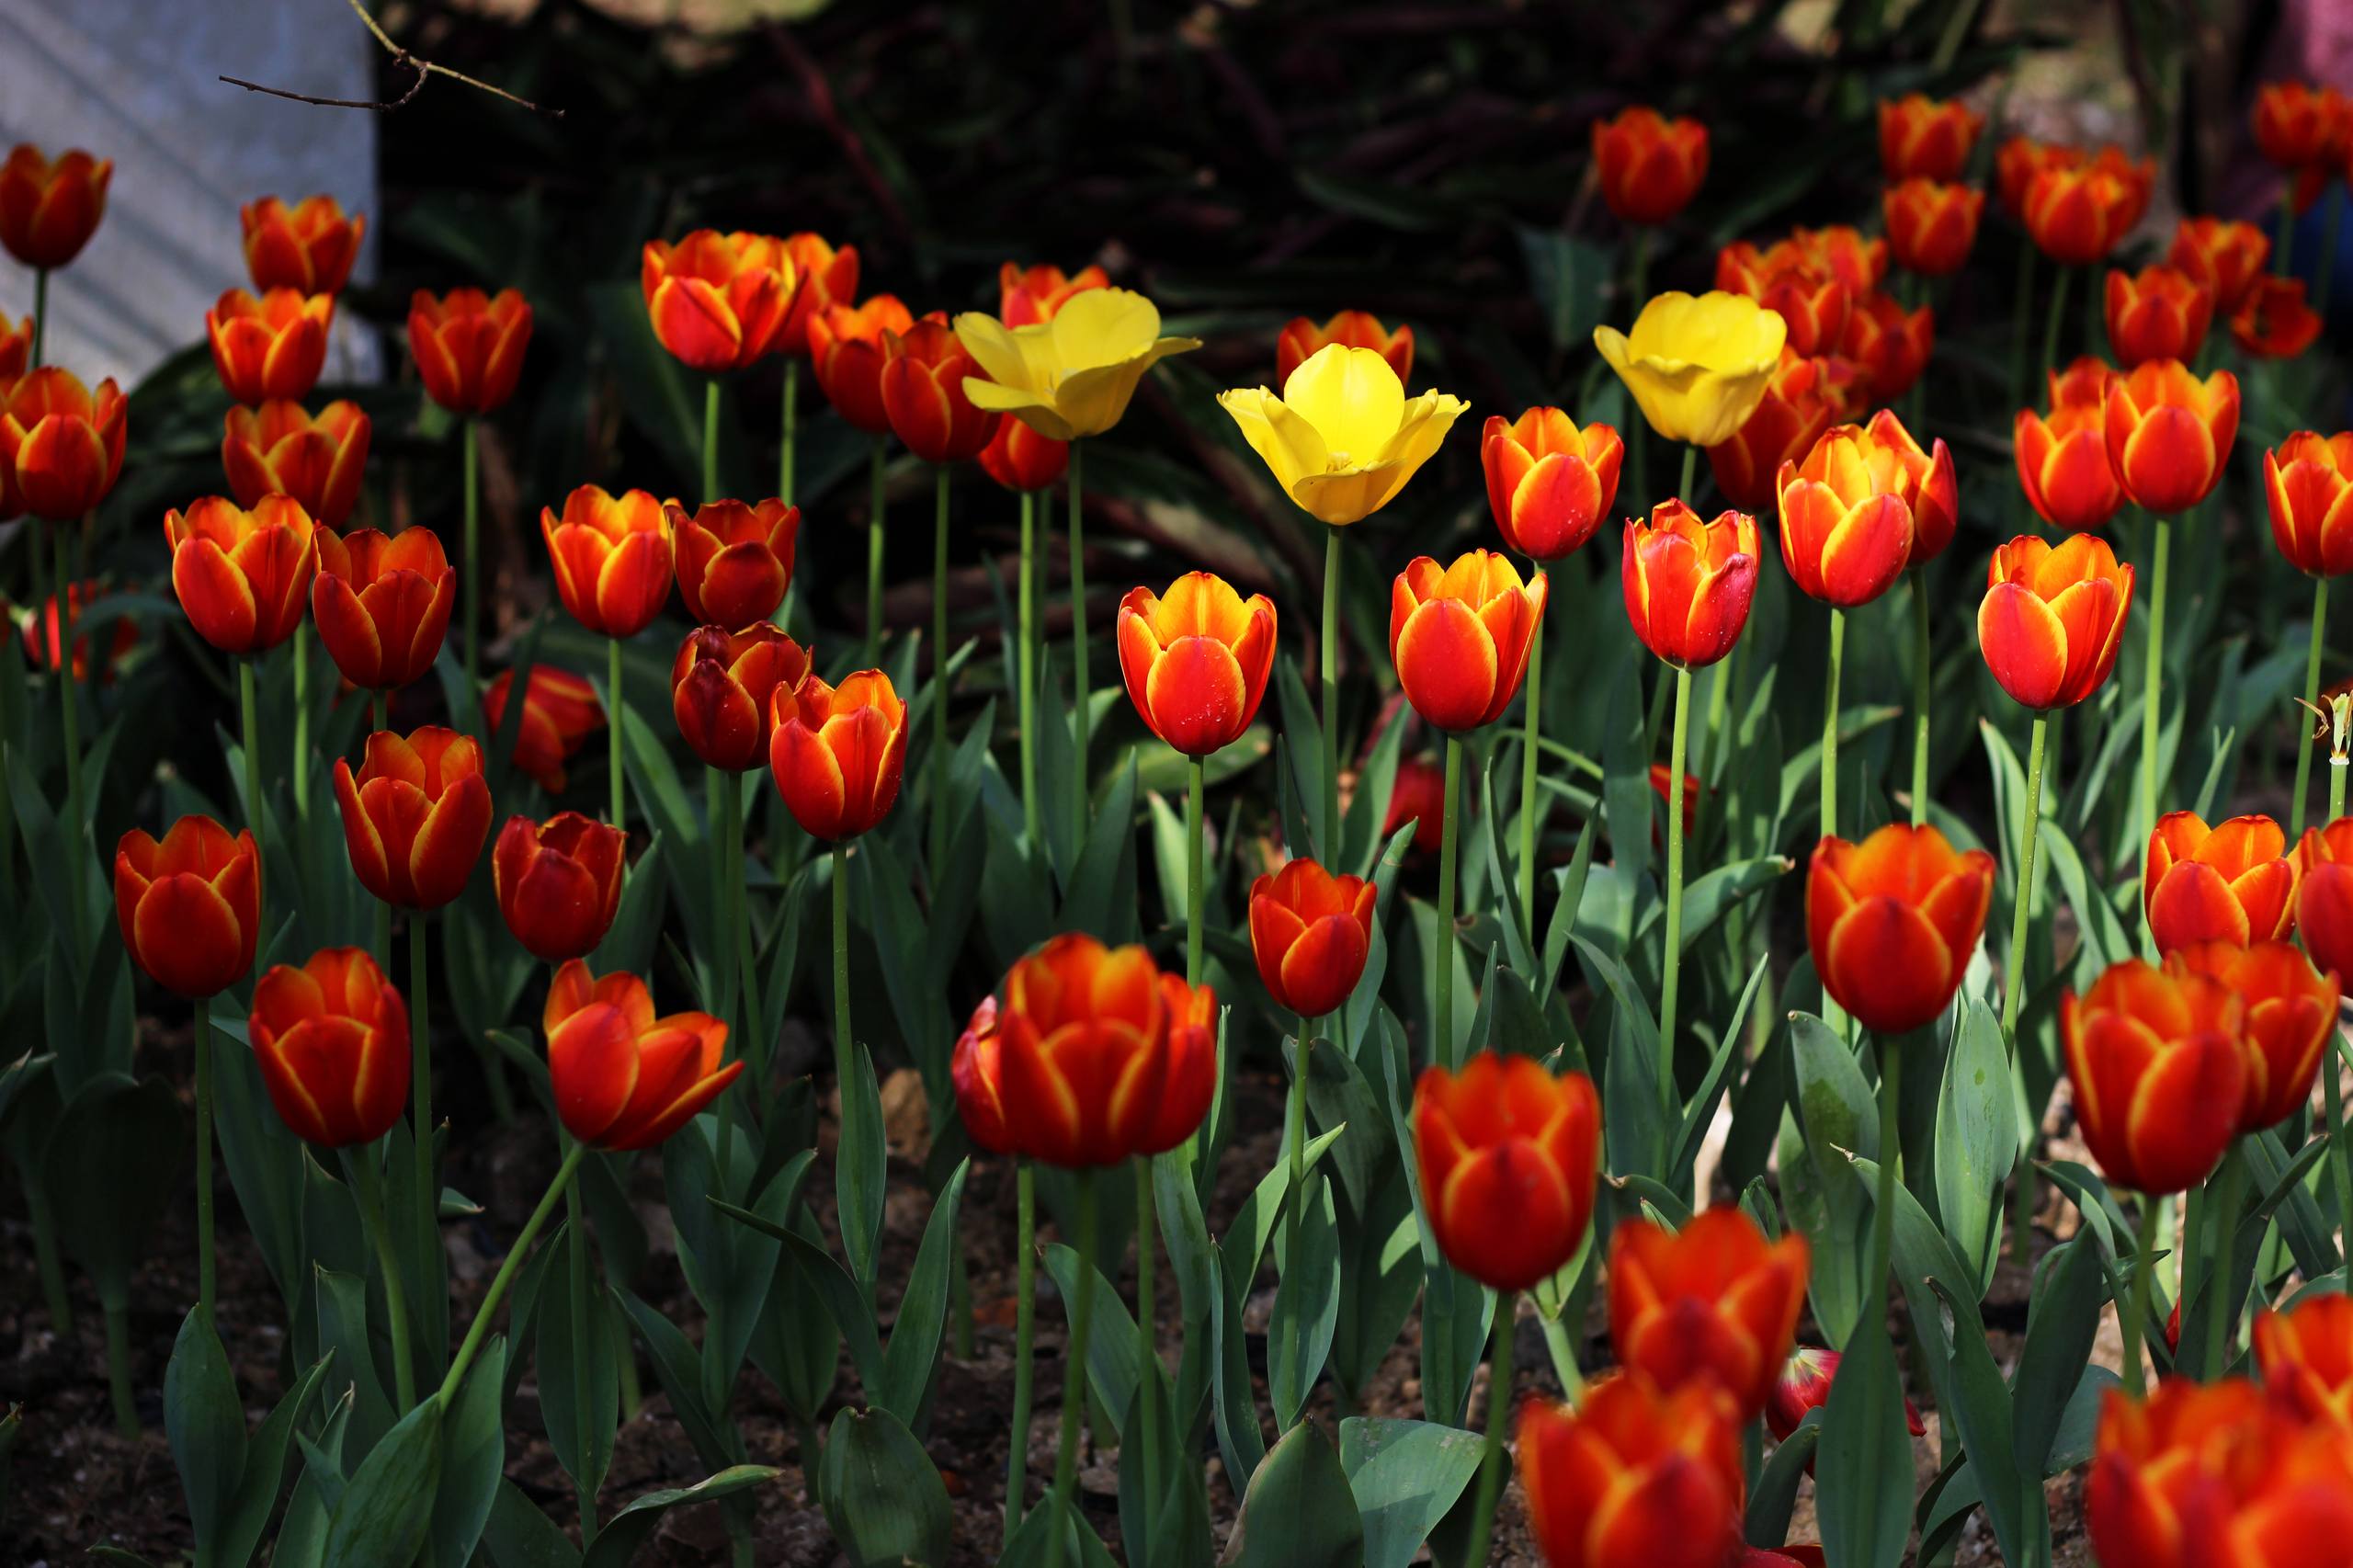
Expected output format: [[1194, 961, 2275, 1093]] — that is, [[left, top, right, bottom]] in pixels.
[[481, 1478, 583, 1568], [1224, 1417, 1366, 1568], [1338, 1416, 1483, 1568], [1812, 1310, 1915, 1568], [320, 1397, 444, 1568], [1745, 1411, 1820, 1549], [2012, 1237, 2103, 1477], [218, 1355, 330, 1568], [877, 1159, 970, 1425], [165, 1308, 247, 1554], [817, 1406, 952, 1568], [44, 1072, 182, 1310], [1786, 1013, 1877, 1346], [1267, 1173, 1342, 1430], [837, 1040, 887, 1290], [581, 1466, 777, 1568], [431, 1335, 510, 1568], [535, 1228, 617, 1509], [1927, 1275, 2028, 1564], [1936, 1002, 2018, 1294]]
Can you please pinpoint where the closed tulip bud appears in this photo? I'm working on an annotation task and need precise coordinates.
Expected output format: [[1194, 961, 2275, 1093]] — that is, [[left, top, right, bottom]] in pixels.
[[544, 960, 737, 1151], [0, 145, 110, 269], [2254, 82, 2351, 212], [1518, 1375, 1745, 1568], [1412, 1051, 1599, 1290], [2298, 818, 2353, 985], [2255, 1293, 2353, 1430], [2023, 163, 2139, 266], [1883, 180, 1983, 276], [312, 526, 455, 690], [1808, 824, 1995, 1034], [2015, 358, 2126, 533], [248, 948, 409, 1147], [1481, 408, 1623, 561], [1866, 408, 1957, 561], [1766, 1346, 1926, 1443], [1775, 424, 1917, 608], [641, 231, 793, 374], [494, 812, 627, 962], [332, 726, 493, 912], [0, 368, 127, 521], [1608, 1209, 1809, 1420], [2167, 217, 2271, 314], [0, 314, 28, 382], [2143, 812, 2298, 953], [206, 287, 333, 406], [949, 995, 1012, 1155], [667, 498, 798, 626], [2105, 266, 2212, 369], [483, 666, 605, 795], [808, 295, 921, 435], [222, 399, 369, 528], [407, 288, 532, 416], [1708, 353, 1841, 513], [1977, 533, 2133, 711], [1878, 95, 1984, 182], [2086, 1377, 2353, 1568], [240, 196, 364, 296], [2064, 960, 2246, 1193], [1218, 345, 1469, 527], [2165, 940, 2336, 1132], [164, 494, 324, 655], [1590, 107, 1710, 226], [1996, 137, 2081, 220], [991, 933, 1196, 1167], [2233, 276, 2325, 360], [1382, 754, 1444, 856], [22, 578, 134, 682], [1116, 573, 1277, 757], [1277, 309, 1414, 387], [1717, 245, 1849, 358], [1389, 551, 1549, 733], [1622, 500, 1759, 669], [541, 484, 673, 639], [670, 623, 811, 773], [114, 815, 261, 998], [2104, 360, 2239, 515], [767, 669, 907, 842], [1837, 290, 1934, 403], [958, 289, 1200, 442], [977, 416, 1069, 494], [1138, 973, 1219, 1157], [778, 233, 859, 358], [1248, 859, 1376, 1019], [2265, 432, 2353, 577], [999, 261, 1110, 328], [1595, 291, 1786, 448], [881, 319, 1000, 464]]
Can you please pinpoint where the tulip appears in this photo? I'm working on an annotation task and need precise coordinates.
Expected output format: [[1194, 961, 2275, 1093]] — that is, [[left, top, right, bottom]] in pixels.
[[1977, 533, 2133, 712], [541, 484, 672, 639], [1115, 572, 1277, 759], [1382, 754, 1444, 856], [164, 494, 323, 656], [2164, 939, 2336, 1132], [1411, 1051, 1599, 1290], [804, 295, 920, 436], [483, 665, 605, 795], [1481, 408, 1623, 562], [2105, 360, 2238, 516], [767, 668, 907, 843], [545, 959, 736, 1151], [641, 230, 793, 374], [0, 145, 109, 270], [241, 195, 364, 296], [311, 526, 454, 691], [954, 287, 1201, 444], [0, 367, 127, 521], [115, 815, 262, 999], [2015, 358, 2125, 532], [206, 287, 333, 406], [406, 288, 533, 416], [2300, 817, 2353, 984], [1277, 309, 1414, 387], [1808, 823, 1995, 1035], [881, 318, 999, 465], [1518, 1374, 1746, 1568], [988, 933, 1204, 1168], [2168, 217, 2270, 313], [2105, 265, 2213, 369], [222, 399, 369, 528], [1390, 551, 1547, 735], [1774, 423, 1919, 609], [1995, 136, 2081, 220], [493, 812, 626, 963], [978, 416, 1068, 494], [666, 498, 798, 627], [1590, 107, 1709, 226], [2254, 82, 2350, 213], [1248, 858, 1376, 1020], [999, 261, 1110, 328], [949, 995, 1011, 1156], [2255, 1293, 2353, 1430], [332, 727, 494, 912], [2233, 276, 2324, 359], [1766, 1346, 1927, 1443], [1608, 1208, 1808, 1421], [980, 412, 1070, 846], [1715, 245, 1848, 358], [1707, 353, 1841, 513], [248, 947, 410, 1148], [776, 233, 859, 358], [1216, 344, 1468, 528], [2143, 812, 2298, 953], [671, 623, 811, 773], [2023, 162, 2140, 266], [2063, 959, 2246, 1195], [1878, 94, 1984, 181], [1837, 290, 1934, 403], [2268, 436, 2353, 831], [1883, 179, 1983, 276], [1594, 290, 1786, 448], [21, 578, 133, 682], [1623, 501, 1758, 671], [0, 313, 27, 381]]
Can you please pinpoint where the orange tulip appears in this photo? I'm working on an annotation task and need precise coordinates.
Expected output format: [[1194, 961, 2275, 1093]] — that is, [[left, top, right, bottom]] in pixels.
[[1411, 1051, 1599, 1290], [1786, 224, 1889, 292], [206, 288, 333, 406], [667, 497, 798, 627], [1139, 972, 1219, 1158], [164, 495, 323, 655], [114, 815, 260, 999], [2143, 812, 2298, 953], [1608, 1208, 1808, 1420], [0, 367, 126, 521], [2165, 940, 2336, 1132], [776, 233, 858, 358], [1591, 108, 1709, 226], [1115, 572, 1277, 757], [1977, 533, 2133, 711], [949, 995, 1012, 1154], [1807, 823, 1995, 1034], [641, 231, 793, 374], [2104, 360, 2239, 516], [483, 666, 605, 794], [1867, 407, 1958, 562], [241, 196, 364, 296], [1248, 858, 1376, 1019], [2168, 217, 2270, 314], [2265, 432, 2353, 577], [977, 416, 1068, 494], [999, 262, 1110, 329], [767, 669, 907, 841], [2015, 358, 2125, 533], [248, 947, 409, 1148], [545, 959, 736, 1151], [2256, 1293, 2353, 1430], [0, 145, 109, 270], [407, 288, 533, 416], [1518, 1374, 1745, 1568], [541, 484, 673, 639], [1766, 1346, 1926, 1443], [1382, 754, 1444, 856], [2064, 960, 2246, 1194], [222, 399, 369, 529], [1480, 408, 1623, 562], [0, 313, 27, 381], [1622, 499, 1759, 670], [1277, 310, 1415, 388], [671, 623, 812, 773], [2254, 82, 2352, 212], [881, 318, 999, 464], [1388, 551, 1548, 733], [1996, 136, 2081, 220], [332, 726, 493, 912], [808, 295, 922, 436], [1878, 95, 1984, 182], [311, 526, 454, 690], [21, 578, 134, 682], [494, 812, 627, 962], [2023, 162, 2141, 266], [2233, 276, 2325, 360], [1708, 353, 1841, 514], [1774, 423, 1917, 608], [1716, 244, 1848, 358], [2105, 266, 2213, 369], [1883, 179, 1983, 276], [1837, 290, 1934, 403], [2298, 817, 2353, 986]]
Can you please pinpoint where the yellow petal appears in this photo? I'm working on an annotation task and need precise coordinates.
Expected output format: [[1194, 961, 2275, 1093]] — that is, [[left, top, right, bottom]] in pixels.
[[1295, 460, 1405, 526], [953, 311, 1041, 395], [1049, 288, 1163, 372], [1282, 345, 1404, 462], [1220, 387, 1323, 496], [963, 376, 1079, 442]]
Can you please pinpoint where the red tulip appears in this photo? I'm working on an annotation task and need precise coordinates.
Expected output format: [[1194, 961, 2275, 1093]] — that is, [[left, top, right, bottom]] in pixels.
[[977, 416, 1069, 494], [494, 812, 627, 963], [1775, 423, 1916, 608], [1766, 1346, 1926, 1442], [1115, 572, 1278, 757], [777, 233, 859, 358], [881, 318, 1000, 464], [2253, 82, 2352, 212], [407, 289, 532, 416], [541, 484, 673, 639], [1622, 500, 1759, 669], [667, 498, 798, 627], [1518, 1375, 1745, 1568], [2024, 153, 2153, 265], [545, 959, 736, 1151], [2165, 939, 2336, 1133], [1277, 310, 1414, 388], [2105, 266, 2213, 369], [2168, 217, 2270, 314], [767, 669, 908, 842], [1995, 136, 2079, 220], [2255, 1293, 2353, 1431], [1717, 245, 1848, 358], [1878, 95, 1984, 182], [1590, 108, 1709, 226], [0, 368, 127, 521], [1976, 533, 2133, 711], [21, 578, 134, 682], [2104, 360, 2240, 516], [1708, 353, 1841, 514], [483, 666, 605, 795], [0, 313, 27, 382], [808, 296, 922, 436], [164, 495, 324, 655], [2143, 812, 2298, 953], [241, 195, 364, 296], [222, 399, 369, 529], [1883, 179, 1983, 276], [2298, 817, 2353, 987], [1411, 1051, 1599, 1290], [2015, 358, 2125, 533], [1837, 290, 1935, 403], [312, 526, 454, 690], [0, 145, 109, 269], [332, 726, 494, 912], [2063, 960, 2246, 1194], [1608, 1208, 1810, 1420], [1382, 754, 1444, 857], [671, 623, 812, 773], [2234, 277, 2325, 360], [248, 947, 409, 1148], [641, 231, 792, 373], [2264, 432, 2353, 578], [114, 815, 260, 999], [206, 287, 333, 406], [1389, 551, 1548, 733], [949, 995, 1011, 1155], [1248, 859, 1376, 1019], [1480, 408, 1623, 562], [1000, 261, 1111, 328], [1808, 824, 1995, 1034]]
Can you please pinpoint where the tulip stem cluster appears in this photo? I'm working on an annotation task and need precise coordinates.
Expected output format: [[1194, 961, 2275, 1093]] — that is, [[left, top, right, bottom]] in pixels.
[[346, 1142, 416, 1409], [1321, 525, 1342, 854], [2201, 1141, 2245, 1376], [1457, 1289, 1514, 1568], [1018, 491, 1040, 849], [1435, 736, 1463, 1066], [1048, 1169, 1099, 1568], [51, 523, 85, 938], [2292, 577, 2328, 836], [1659, 666, 1692, 1110], [2122, 1194, 2160, 1396], [2139, 517, 2172, 884], [461, 416, 480, 686], [1006, 1162, 1037, 1528], [439, 1139, 589, 1406], [1068, 442, 1090, 849]]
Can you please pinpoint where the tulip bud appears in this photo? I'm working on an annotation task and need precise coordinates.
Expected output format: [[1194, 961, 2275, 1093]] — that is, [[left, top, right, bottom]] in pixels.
[[767, 669, 908, 842], [1480, 408, 1623, 561], [240, 195, 363, 296], [2105, 266, 2213, 369], [115, 815, 261, 999], [222, 399, 369, 529], [1807, 823, 1995, 1034], [164, 495, 324, 655], [1411, 1051, 1599, 1290], [2165, 939, 2336, 1133], [1621, 500, 1759, 669], [1518, 1375, 1745, 1568], [1882, 179, 1983, 276], [666, 498, 799, 627], [0, 144, 110, 270], [1977, 533, 2133, 711], [249, 948, 409, 1147], [541, 484, 674, 639], [1248, 859, 1376, 1019], [1389, 551, 1548, 734], [2143, 811, 2298, 954], [1608, 1208, 1809, 1420], [671, 623, 812, 773], [206, 287, 333, 407], [1277, 310, 1413, 387], [1590, 107, 1709, 226], [546, 959, 737, 1150], [312, 526, 455, 691], [2233, 276, 2325, 360], [333, 727, 494, 912], [809, 296, 922, 435], [1000, 261, 1110, 329], [0, 367, 127, 521], [2063, 959, 2245, 1194], [493, 812, 627, 963], [408, 289, 532, 416], [483, 666, 605, 795], [991, 933, 1205, 1167], [1878, 95, 1984, 182], [1115, 573, 1278, 757], [641, 231, 793, 373]]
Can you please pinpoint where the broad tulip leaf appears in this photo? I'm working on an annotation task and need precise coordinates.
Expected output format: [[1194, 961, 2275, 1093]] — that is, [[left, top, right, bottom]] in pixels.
[[1224, 1417, 1365, 1568], [1813, 1307, 1915, 1568], [430, 1335, 510, 1568], [1338, 1416, 1483, 1568], [817, 1406, 951, 1568], [1936, 1001, 2018, 1294], [2012, 1237, 2103, 1476], [877, 1158, 969, 1426], [165, 1308, 247, 1553], [320, 1397, 443, 1568], [1267, 1172, 1342, 1429]]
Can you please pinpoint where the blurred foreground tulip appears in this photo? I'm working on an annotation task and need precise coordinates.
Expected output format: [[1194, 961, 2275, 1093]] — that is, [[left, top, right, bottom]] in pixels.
[[2015, 358, 2124, 532], [482, 665, 604, 795], [2063, 959, 2245, 1194], [1248, 859, 1375, 1019], [1879, 94, 1984, 181], [667, 497, 798, 626], [1596, 290, 1785, 448], [1481, 407, 1622, 560], [2168, 217, 2270, 313], [1218, 345, 1468, 526], [767, 669, 907, 842], [114, 815, 260, 998], [956, 288, 1200, 442], [494, 812, 626, 963], [1277, 309, 1414, 386], [2233, 276, 2324, 359], [164, 495, 323, 655], [2143, 812, 2297, 952], [2256, 1293, 2353, 1429], [1807, 823, 1995, 1034], [1518, 1374, 1745, 1568], [2105, 266, 2212, 369], [206, 288, 333, 406], [1622, 500, 1759, 669], [2104, 360, 2239, 515], [222, 399, 369, 528], [1590, 107, 1709, 226], [241, 195, 363, 296], [0, 145, 109, 270], [2164, 940, 2336, 1132], [1412, 1051, 1599, 1290], [999, 261, 1109, 328], [1608, 1208, 1808, 1419], [407, 288, 532, 415], [545, 960, 736, 1151], [641, 231, 792, 373], [1977, 533, 2133, 711], [671, 623, 811, 773], [312, 526, 453, 690], [249, 948, 408, 1148], [0, 367, 126, 520], [333, 727, 493, 912], [1115, 572, 1276, 757], [541, 484, 672, 639], [1390, 551, 1547, 733]]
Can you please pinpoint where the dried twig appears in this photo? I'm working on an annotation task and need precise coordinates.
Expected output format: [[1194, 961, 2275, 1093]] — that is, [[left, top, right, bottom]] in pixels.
[[220, 0, 561, 119]]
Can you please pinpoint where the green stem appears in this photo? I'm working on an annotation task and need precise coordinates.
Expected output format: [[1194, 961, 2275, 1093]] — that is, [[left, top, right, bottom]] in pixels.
[[2039, 266, 2071, 384], [1457, 1290, 1514, 1568], [1435, 736, 1463, 1069], [29, 268, 46, 369], [2008, 244, 2036, 417], [1048, 1171, 1099, 1568], [703, 378, 722, 506], [2202, 1142, 2244, 1378], [195, 994, 217, 1325], [832, 843, 852, 1061], [1019, 490, 1040, 849], [240, 658, 265, 837], [1132, 1156, 1161, 1538], [1874, 1040, 1903, 1290], [462, 418, 480, 689], [1678, 442, 1698, 506], [1321, 524, 1342, 857], [2336, 752, 2348, 823], [1069, 441, 1090, 850], [866, 439, 887, 665], [931, 465, 951, 879], [608, 635, 625, 833], [348, 1143, 417, 1410], [780, 359, 798, 506], [291, 623, 311, 822], [1186, 757, 1205, 985], [411, 914, 436, 1325], [1283, 1019, 1309, 1364], [1006, 1162, 1036, 1532], [1822, 607, 1846, 840], [2141, 518, 2172, 917], [2000, 717, 2049, 1040], [2179, 1183, 2203, 1367], [1909, 567, 1930, 826], [1931, 0, 1984, 67], [2123, 1194, 2158, 1397], [2326, 1042, 2352, 1271], [438, 1140, 589, 1403], [568, 1145, 599, 1543], [104, 1304, 137, 1437], [2294, 577, 2328, 837], [730, 773, 765, 1096], [1518, 585, 1545, 942], [28, 1180, 72, 1334], [1539, 1311, 1586, 1408], [1660, 666, 1691, 1120], [54, 524, 84, 941]]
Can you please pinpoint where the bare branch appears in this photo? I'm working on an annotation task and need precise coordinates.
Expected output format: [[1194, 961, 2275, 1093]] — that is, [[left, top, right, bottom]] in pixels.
[[220, 52, 427, 112], [221, 0, 561, 119]]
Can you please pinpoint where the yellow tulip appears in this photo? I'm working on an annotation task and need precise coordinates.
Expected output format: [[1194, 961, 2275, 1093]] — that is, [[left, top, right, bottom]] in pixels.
[[1217, 345, 1470, 527], [1593, 290, 1788, 448], [953, 288, 1200, 442]]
